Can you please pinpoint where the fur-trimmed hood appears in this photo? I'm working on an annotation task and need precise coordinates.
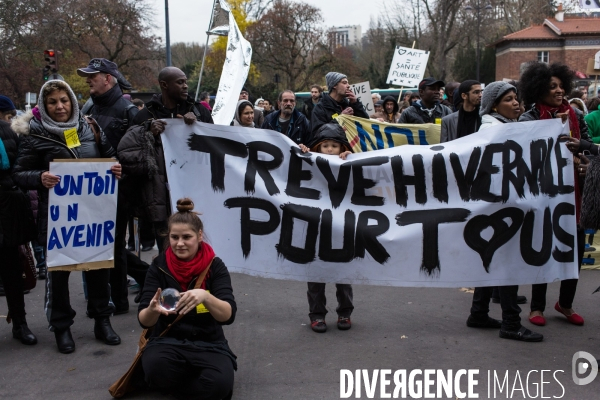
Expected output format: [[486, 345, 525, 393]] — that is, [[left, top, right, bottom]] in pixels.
[[10, 110, 35, 136]]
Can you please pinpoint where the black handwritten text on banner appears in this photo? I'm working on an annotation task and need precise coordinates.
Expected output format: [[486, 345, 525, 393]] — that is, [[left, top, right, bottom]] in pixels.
[[162, 119, 577, 287]]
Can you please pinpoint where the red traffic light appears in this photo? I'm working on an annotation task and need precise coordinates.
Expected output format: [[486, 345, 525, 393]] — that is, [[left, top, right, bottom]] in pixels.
[[44, 49, 55, 57]]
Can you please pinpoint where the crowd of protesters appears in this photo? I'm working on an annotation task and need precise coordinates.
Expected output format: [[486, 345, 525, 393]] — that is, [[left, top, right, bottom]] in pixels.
[[1, 57, 600, 398]]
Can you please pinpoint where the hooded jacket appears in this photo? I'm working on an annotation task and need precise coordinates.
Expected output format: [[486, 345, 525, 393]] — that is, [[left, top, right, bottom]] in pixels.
[[373, 96, 401, 123], [310, 93, 369, 135], [307, 123, 352, 153], [398, 100, 452, 124], [85, 84, 138, 150], [261, 108, 311, 144], [11, 111, 115, 244], [118, 94, 213, 222]]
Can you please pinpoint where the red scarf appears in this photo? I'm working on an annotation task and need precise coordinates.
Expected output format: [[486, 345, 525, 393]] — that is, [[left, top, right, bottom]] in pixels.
[[535, 99, 580, 138], [536, 99, 581, 221], [165, 242, 215, 291]]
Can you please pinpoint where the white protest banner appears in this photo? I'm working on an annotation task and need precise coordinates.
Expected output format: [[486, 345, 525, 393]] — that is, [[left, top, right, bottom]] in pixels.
[[46, 160, 118, 271], [387, 46, 430, 87], [211, 0, 253, 125], [162, 119, 578, 288], [349, 81, 374, 115]]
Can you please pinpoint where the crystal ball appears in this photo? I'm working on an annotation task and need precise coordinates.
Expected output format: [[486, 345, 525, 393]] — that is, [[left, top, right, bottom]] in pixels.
[[160, 288, 180, 311]]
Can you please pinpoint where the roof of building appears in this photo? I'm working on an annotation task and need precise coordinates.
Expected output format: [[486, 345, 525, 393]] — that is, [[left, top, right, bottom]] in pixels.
[[494, 15, 600, 45]]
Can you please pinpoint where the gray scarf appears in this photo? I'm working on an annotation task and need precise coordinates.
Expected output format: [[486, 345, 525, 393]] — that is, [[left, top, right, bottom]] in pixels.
[[37, 80, 80, 136]]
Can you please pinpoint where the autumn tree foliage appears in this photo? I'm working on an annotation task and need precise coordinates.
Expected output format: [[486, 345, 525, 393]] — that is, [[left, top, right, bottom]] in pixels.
[[245, 0, 327, 91], [0, 0, 161, 106]]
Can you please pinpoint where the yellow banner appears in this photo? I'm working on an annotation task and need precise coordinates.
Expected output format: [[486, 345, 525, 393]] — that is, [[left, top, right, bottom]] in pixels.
[[336, 115, 441, 153]]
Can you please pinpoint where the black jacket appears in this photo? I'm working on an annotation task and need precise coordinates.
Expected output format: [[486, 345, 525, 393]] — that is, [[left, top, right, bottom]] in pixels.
[[85, 84, 138, 150], [310, 93, 369, 135], [398, 100, 452, 124], [118, 94, 213, 221], [11, 112, 115, 244], [138, 253, 236, 344], [132, 94, 214, 126], [0, 121, 36, 247], [302, 96, 321, 120], [261, 108, 311, 144]]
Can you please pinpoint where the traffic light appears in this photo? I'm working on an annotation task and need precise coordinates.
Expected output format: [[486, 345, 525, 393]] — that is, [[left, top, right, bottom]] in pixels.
[[44, 49, 58, 73], [43, 65, 51, 81]]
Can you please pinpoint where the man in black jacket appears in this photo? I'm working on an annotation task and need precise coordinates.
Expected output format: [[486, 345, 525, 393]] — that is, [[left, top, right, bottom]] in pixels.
[[77, 58, 139, 314], [398, 77, 453, 124], [119, 67, 213, 255], [261, 90, 311, 145], [302, 84, 322, 120], [311, 72, 369, 135]]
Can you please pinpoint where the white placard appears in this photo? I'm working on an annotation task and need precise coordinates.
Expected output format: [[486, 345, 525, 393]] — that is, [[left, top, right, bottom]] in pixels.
[[387, 46, 430, 87], [46, 160, 118, 268], [161, 119, 578, 288], [349, 81, 374, 115]]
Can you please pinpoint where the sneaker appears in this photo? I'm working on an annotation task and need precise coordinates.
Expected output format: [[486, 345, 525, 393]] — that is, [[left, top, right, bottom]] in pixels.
[[311, 319, 327, 333], [337, 316, 352, 330], [499, 327, 543, 342]]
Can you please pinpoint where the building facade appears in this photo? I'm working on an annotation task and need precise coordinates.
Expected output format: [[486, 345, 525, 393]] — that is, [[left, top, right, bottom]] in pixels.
[[493, 10, 600, 81], [329, 25, 362, 50]]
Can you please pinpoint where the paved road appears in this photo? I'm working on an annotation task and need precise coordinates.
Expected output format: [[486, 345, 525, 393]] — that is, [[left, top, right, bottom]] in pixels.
[[2, 250, 599, 399]]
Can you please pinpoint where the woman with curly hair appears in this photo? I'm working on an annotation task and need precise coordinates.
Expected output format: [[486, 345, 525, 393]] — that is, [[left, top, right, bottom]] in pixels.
[[518, 62, 596, 328]]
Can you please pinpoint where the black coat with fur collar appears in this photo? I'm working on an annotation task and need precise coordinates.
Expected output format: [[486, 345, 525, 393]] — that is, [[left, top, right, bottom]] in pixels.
[[11, 112, 115, 244]]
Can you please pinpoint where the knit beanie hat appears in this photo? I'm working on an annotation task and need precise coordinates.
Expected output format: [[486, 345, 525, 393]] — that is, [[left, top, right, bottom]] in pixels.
[[480, 81, 516, 116], [0, 95, 16, 112], [326, 72, 347, 92]]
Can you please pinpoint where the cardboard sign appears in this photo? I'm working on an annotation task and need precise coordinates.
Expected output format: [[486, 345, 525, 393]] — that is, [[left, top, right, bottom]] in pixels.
[[387, 46, 430, 87], [46, 159, 118, 271], [349, 81, 374, 115], [161, 119, 578, 288]]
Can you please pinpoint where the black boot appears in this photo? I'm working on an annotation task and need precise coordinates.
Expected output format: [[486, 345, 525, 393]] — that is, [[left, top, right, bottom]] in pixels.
[[94, 317, 121, 345], [37, 265, 47, 280], [12, 318, 37, 345], [54, 327, 75, 354]]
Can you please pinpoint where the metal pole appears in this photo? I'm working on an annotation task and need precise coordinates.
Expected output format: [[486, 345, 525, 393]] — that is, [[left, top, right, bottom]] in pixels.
[[195, 35, 211, 101], [195, 0, 218, 100], [165, 0, 172, 66]]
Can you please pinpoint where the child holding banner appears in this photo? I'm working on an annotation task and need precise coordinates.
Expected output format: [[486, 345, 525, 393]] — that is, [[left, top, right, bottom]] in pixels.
[[300, 123, 354, 332]]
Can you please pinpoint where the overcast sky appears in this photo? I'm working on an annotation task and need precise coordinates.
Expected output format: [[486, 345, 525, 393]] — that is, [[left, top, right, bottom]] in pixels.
[[148, 0, 383, 45]]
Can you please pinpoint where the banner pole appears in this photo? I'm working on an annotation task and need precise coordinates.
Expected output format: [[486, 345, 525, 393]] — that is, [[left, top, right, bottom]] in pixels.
[[397, 41, 416, 107], [195, 0, 218, 101]]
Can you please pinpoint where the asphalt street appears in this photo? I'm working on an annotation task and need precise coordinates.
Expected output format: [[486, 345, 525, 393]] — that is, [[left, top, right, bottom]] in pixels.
[[1, 249, 600, 399]]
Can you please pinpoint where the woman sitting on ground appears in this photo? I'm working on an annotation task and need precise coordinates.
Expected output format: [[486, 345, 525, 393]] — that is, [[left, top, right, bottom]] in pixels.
[[138, 198, 237, 400]]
